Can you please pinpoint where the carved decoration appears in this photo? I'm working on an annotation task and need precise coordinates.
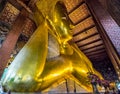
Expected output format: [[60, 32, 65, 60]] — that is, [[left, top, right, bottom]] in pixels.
[[21, 18, 36, 38], [0, 2, 20, 26]]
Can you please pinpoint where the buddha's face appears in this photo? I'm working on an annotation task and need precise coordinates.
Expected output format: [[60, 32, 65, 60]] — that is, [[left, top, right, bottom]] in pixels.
[[44, 2, 74, 55]]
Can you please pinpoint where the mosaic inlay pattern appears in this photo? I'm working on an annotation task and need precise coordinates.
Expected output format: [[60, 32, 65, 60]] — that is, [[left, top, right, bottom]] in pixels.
[[0, 2, 20, 26], [101, 16, 120, 55], [69, 4, 90, 24], [64, 0, 84, 12], [22, 18, 36, 38]]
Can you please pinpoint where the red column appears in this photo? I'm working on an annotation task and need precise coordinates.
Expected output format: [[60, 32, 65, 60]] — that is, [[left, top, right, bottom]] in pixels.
[[0, 9, 28, 76]]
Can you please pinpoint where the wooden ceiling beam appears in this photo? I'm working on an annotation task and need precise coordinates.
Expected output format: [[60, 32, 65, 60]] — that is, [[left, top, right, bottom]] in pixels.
[[75, 32, 99, 43], [84, 48, 105, 54], [80, 43, 103, 51], [73, 15, 91, 25], [78, 38, 101, 48], [85, 49, 106, 56], [73, 24, 95, 36], [87, 52, 107, 58], [76, 34, 101, 46], [83, 45, 104, 53]]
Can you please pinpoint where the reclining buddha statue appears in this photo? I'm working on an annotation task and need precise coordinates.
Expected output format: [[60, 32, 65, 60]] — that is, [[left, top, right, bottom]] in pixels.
[[1, 0, 103, 92]]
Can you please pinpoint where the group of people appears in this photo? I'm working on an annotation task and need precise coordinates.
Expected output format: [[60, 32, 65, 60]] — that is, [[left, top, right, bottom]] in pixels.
[[87, 72, 120, 94]]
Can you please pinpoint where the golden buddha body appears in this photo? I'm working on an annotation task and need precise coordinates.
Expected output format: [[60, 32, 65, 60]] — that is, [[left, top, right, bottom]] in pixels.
[[1, 0, 103, 92]]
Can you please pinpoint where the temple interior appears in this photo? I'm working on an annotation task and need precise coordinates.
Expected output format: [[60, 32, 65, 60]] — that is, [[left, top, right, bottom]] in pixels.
[[0, 0, 120, 94]]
